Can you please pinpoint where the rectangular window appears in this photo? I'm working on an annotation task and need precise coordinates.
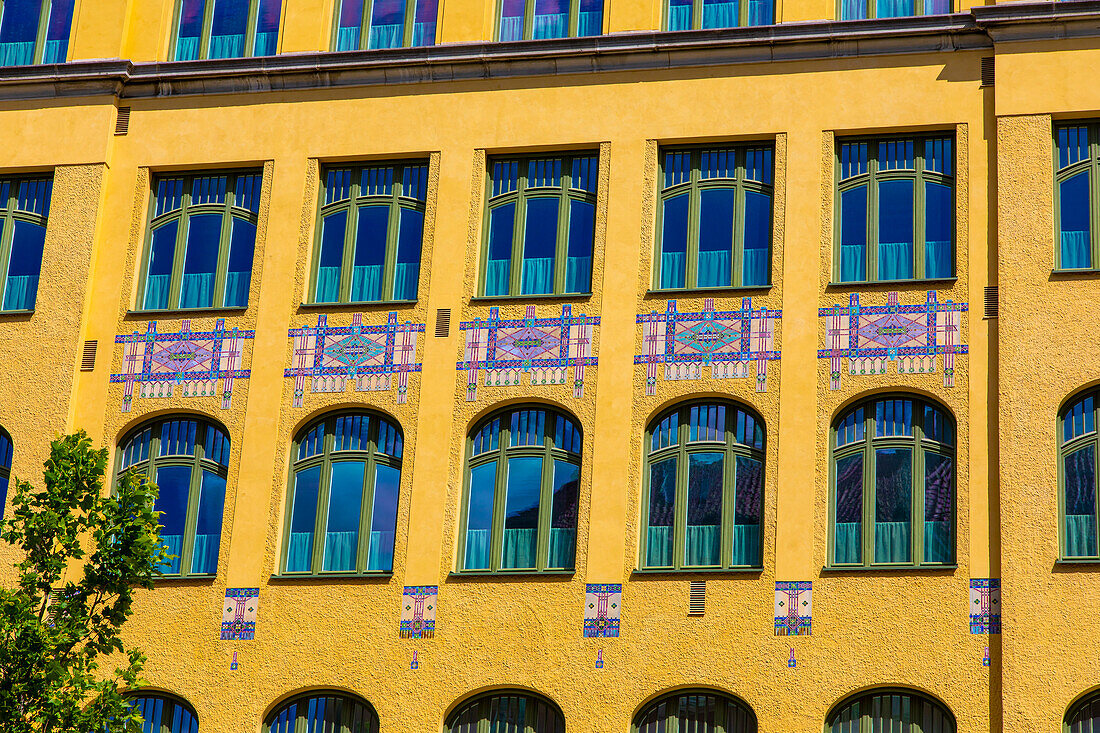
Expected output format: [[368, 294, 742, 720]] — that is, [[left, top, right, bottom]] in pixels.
[[838, 0, 951, 20], [138, 171, 261, 311], [666, 0, 773, 30], [1053, 123, 1100, 271], [0, 177, 51, 312], [310, 161, 427, 304], [655, 145, 773, 291], [0, 0, 74, 65], [835, 135, 954, 283], [172, 0, 281, 61], [497, 0, 603, 41], [481, 153, 597, 297], [333, 0, 438, 49]]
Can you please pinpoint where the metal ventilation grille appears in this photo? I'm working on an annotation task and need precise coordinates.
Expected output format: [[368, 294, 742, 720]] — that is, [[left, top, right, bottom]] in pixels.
[[435, 308, 451, 338], [80, 340, 97, 371], [114, 106, 131, 135], [984, 286, 999, 319], [980, 57, 995, 88], [688, 581, 706, 616]]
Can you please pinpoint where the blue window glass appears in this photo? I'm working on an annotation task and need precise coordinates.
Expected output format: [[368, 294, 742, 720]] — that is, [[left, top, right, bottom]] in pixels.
[[173, 0, 282, 60], [128, 695, 200, 733], [0, 0, 73, 66], [1056, 124, 1100, 270], [839, 0, 948, 19], [498, 0, 605, 40], [266, 693, 379, 733], [0, 177, 50, 312], [0, 429, 13, 519], [666, 0, 773, 29], [1061, 391, 1100, 559]]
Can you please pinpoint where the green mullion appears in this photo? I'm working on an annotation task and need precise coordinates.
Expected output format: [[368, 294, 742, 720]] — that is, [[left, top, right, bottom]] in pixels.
[[341, 178, 362, 302], [553, 184, 570, 295], [862, 413, 875, 565], [509, 170, 528, 296], [685, 153, 702, 289], [312, 422, 336, 575], [167, 205, 191, 309], [867, 156, 880, 281], [693, 0, 703, 28], [212, 185, 234, 309], [523, 0, 535, 39], [672, 420, 689, 569], [720, 415, 736, 568], [0, 212, 16, 309], [914, 153, 927, 280], [360, 0, 373, 49], [403, 0, 416, 45], [569, 0, 580, 36], [1091, 126, 1100, 266], [244, 0, 260, 55], [911, 422, 925, 564], [490, 426, 510, 571], [356, 433, 379, 573], [32, 0, 49, 64], [381, 173, 403, 301], [199, 0, 215, 60], [536, 426, 554, 571], [732, 151, 747, 287]]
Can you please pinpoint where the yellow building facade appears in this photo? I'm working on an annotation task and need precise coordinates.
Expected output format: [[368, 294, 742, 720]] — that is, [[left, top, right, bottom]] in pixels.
[[1, 0, 1098, 730]]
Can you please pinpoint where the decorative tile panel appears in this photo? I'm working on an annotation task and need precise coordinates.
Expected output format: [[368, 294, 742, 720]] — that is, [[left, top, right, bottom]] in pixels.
[[111, 319, 253, 413], [583, 583, 621, 638], [220, 588, 259, 641], [819, 290, 967, 389], [458, 305, 598, 401], [636, 297, 780, 395], [970, 578, 1001, 634], [400, 585, 437, 639], [286, 312, 424, 408], [774, 581, 812, 636]]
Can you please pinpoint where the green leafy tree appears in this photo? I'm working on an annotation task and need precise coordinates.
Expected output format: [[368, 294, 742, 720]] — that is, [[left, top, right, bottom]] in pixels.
[[0, 431, 168, 732]]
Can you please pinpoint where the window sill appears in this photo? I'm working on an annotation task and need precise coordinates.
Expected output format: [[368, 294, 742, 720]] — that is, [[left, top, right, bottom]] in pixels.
[[632, 567, 763, 576], [447, 569, 575, 578], [269, 571, 394, 581], [645, 285, 772, 297], [469, 293, 593, 303], [1051, 268, 1100, 277], [826, 277, 958, 289], [298, 300, 417, 309], [127, 306, 248, 317], [0, 309, 33, 315], [153, 574, 216, 584], [820, 564, 957, 573], [1055, 558, 1100, 566]]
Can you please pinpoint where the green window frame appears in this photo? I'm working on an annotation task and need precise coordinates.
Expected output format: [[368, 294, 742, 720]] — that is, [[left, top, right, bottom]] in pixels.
[[331, 0, 439, 50], [137, 170, 261, 312], [280, 412, 403, 576], [0, 0, 74, 66], [654, 145, 774, 291], [126, 693, 200, 733], [0, 176, 51, 312], [641, 401, 764, 571], [170, 0, 282, 61], [837, 0, 952, 20], [0, 427, 12, 519], [446, 691, 564, 733], [1058, 389, 1100, 559], [1054, 123, 1100, 271], [826, 689, 955, 733], [496, 0, 604, 41], [835, 134, 955, 283], [458, 406, 581, 573], [664, 0, 775, 31], [829, 395, 955, 569], [634, 690, 757, 733], [265, 692, 379, 733], [309, 162, 427, 304], [117, 416, 231, 579]]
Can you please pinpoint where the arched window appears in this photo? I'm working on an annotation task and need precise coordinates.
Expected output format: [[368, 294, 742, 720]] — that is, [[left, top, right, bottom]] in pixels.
[[1060, 390, 1100, 558], [126, 693, 200, 733], [1067, 691, 1100, 733], [0, 426, 12, 518], [446, 691, 564, 733], [826, 689, 954, 733], [634, 690, 756, 733], [642, 402, 764, 570], [265, 692, 378, 733], [282, 412, 402, 575], [459, 406, 581, 573], [118, 417, 230, 578], [830, 396, 955, 568]]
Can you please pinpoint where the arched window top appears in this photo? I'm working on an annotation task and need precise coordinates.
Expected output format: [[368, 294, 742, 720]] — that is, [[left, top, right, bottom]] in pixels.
[[446, 691, 564, 733], [826, 688, 954, 733], [649, 401, 764, 453], [295, 412, 403, 462], [471, 406, 581, 457], [1063, 390, 1097, 445], [127, 692, 200, 733], [834, 396, 954, 449], [265, 691, 378, 733], [634, 689, 756, 733], [120, 417, 230, 472], [1067, 689, 1100, 732]]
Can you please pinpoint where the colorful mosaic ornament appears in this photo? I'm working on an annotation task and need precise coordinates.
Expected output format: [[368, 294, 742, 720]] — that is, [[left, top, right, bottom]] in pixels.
[[583, 583, 621, 638], [111, 319, 253, 413], [636, 297, 780, 395], [411, 650, 419, 670], [286, 312, 424, 408], [983, 646, 990, 667], [774, 581, 812, 636], [970, 578, 1001, 634], [788, 647, 797, 668], [220, 588, 259, 641], [400, 585, 437, 639], [595, 649, 604, 669], [819, 290, 967, 389], [458, 304, 598, 401], [229, 650, 238, 671]]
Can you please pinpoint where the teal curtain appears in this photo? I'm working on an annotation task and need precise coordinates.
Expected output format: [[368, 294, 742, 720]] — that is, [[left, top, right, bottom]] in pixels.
[[485, 260, 511, 296], [323, 530, 358, 572], [179, 273, 214, 309], [366, 530, 395, 572], [368, 24, 402, 49], [175, 36, 200, 61], [502, 528, 537, 569], [877, 0, 914, 17], [393, 262, 419, 300], [547, 528, 575, 569], [684, 525, 719, 566], [144, 274, 170, 310], [208, 34, 245, 59], [660, 252, 685, 288], [336, 26, 361, 50], [925, 240, 951, 279], [565, 256, 591, 293], [499, 15, 523, 41], [743, 248, 769, 286], [532, 13, 567, 38], [0, 42, 34, 66], [578, 10, 602, 35], [159, 534, 183, 575], [923, 520, 952, 564], [1066, 514, 1097, 557], [286, 532, 313, 572], [834, 522, 861, 564], [42, 39, 67, 63], [840, 244, 865, 281], [521, 257, 554, 295], [697, 249, 730, 288], [464, 528, 490, 569], [412, 21, 436, 45], [253, 31, 278, 55], [667, 4, 692, 29], [190, 533, 220, 575], [646, 526, 672, 567], [746, 0, 772, 24], [1061, 231, 1091, 269], [874, 521, 911, 563], [2, 274, 37, 311], [877, 242, 913, 280], [731, 524, 760, 566], [350, 264, 382, 301], [223, 271, 249, 308], [840, 0, 867, 19], [701, 1, 738, 29], [315, 266, 341, 302]]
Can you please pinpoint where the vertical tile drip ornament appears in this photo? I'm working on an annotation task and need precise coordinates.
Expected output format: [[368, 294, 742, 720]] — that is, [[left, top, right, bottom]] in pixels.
[[788, 647, 796, 668], [774, 581, 812, 636], [970, 578, 1001, 634]]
